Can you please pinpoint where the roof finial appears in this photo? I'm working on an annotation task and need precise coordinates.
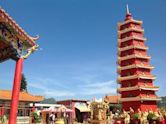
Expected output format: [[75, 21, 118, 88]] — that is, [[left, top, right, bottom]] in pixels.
[[126, 4, 130, 14]]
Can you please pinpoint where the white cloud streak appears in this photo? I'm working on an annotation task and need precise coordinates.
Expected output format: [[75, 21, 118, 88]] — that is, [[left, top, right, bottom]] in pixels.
[[29, 82, 75, 97], [28, 78, 117, 98], [79, 80, 117, 95]]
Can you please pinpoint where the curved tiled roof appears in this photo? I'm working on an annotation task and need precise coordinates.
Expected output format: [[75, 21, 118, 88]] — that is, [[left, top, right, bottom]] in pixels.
[[0, 90, 44, 102], [0, 7, 38, 46]]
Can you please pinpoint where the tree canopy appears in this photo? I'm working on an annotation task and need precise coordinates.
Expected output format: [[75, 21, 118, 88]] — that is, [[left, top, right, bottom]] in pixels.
[[20, 73, 28, 92], [40, 98, 56, 104]]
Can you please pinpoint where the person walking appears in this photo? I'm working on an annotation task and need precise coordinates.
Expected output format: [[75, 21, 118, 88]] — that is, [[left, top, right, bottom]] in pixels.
[[49, 112, 55, 124]]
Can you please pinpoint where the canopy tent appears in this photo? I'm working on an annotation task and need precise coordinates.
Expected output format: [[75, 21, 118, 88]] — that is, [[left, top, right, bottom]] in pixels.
[[74, 103, 90, 112], [41, 105, 73, 113]]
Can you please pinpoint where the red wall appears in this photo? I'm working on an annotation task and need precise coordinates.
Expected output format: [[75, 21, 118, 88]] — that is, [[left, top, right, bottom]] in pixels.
[[120, 49, 147, 57], [121, 90, 140, 98], [120, 23, 141, 31], [140, 101, 157, 111], [122, 101, 157, 112], [123, 101, 141, 111], [120, 68, 151, 76]]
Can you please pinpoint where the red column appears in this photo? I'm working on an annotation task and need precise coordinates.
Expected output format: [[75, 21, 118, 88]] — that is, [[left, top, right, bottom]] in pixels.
[[1, 104, 5, 116], [9, 58, 24, 124]]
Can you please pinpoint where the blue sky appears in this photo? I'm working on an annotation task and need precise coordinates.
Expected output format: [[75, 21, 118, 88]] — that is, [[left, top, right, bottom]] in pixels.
[[0, 0, 166, 100]]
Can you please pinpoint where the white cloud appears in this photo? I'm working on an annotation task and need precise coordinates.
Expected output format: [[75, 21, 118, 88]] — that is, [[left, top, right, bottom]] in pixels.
[[29, 83, 48, 91], [29, 82, 75, 97], [44, 91, 75, 97], [28, 79, 117, 98], [27, 69, 117, 99], [78, 80, 117, 96]]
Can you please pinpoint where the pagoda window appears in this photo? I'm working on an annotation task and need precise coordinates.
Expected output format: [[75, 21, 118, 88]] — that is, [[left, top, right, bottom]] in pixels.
[[124, 52, 129, 56], [126, 72, 132, 76], [146, 93, 150, 97], [128, 94, 134, 97], [142, 72, 145, 75], [125, 61, 130, 66], [128, 82, 132, 87], [140, 61, 144, 65], [143, 80, 147, 84]]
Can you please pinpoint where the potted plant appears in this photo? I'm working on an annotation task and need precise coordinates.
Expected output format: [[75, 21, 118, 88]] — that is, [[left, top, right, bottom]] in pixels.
[[32, 112, 41, 124], [131, 113, 140, 124], [147, 113, 157, 124]]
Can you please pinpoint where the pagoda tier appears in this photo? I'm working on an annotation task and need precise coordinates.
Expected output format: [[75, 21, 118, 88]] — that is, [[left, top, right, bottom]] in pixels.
[[117, 6, 161, 112], [117, 85, 159, 92]]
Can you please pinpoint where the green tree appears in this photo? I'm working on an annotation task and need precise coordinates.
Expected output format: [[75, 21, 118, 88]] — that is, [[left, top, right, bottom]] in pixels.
[[41, 98, 56, 104], [20, 74, 27, 92]]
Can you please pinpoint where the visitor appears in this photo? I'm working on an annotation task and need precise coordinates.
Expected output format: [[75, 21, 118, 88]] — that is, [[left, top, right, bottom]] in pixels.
[[49, 112, 55, 124]]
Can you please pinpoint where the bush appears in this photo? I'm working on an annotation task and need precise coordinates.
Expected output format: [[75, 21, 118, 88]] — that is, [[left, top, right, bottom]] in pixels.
[[32, 112, 41, 123], [147, 113, 157, 121], [132, 113, 140, 120]]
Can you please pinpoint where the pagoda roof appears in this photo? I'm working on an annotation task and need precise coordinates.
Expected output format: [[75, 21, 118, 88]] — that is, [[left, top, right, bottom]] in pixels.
[[0, 90, 44, 102], [0, 7, 38, 47], [117, 74, 156, 83], [118, 27, 144, 35], [118, 19, 143, 27], [118, 45, 149, 52], [117, 54, 151, 62], [118, 36, 147, 43], [117, 64, 154, 72], [120, 96, 161, 102], [117, 85, 159, 92]]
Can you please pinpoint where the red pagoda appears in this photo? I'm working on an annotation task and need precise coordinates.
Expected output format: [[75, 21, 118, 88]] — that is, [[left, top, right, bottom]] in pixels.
[[117, 5, 161, 112]]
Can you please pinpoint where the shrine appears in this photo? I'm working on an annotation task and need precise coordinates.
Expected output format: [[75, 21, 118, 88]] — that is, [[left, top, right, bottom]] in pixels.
[[117, 5, 161, 112], [0, 7, 39, 124]]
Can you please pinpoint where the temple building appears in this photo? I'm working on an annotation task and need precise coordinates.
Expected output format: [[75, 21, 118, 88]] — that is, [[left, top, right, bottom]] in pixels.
[[57, 99, 90, 124], [0, 90, 44, 117], [0, 7, 39, 123], [117, 6, 161, 111]]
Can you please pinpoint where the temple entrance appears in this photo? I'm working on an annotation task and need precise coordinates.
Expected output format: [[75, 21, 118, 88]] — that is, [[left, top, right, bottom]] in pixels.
[[75, 108, 83, 123]]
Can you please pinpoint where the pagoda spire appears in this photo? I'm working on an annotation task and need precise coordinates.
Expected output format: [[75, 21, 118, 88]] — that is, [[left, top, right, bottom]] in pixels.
[[125, 4, 132, 20], [126, 4, 130, 15]]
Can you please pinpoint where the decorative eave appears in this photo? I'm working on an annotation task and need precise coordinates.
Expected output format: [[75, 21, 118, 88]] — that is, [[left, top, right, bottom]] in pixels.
[[117, 74, 156, 83], [117, 85, 159, 93], [118, 36, 147, 43], [118, 19, 143, 28], [118, 27, 144, 35], [119, 96, 161, 102], [118, 54, 151, 62], [118, 45, 148, 52], [0, 7, 38, 47], [117, 64, 154, 72]]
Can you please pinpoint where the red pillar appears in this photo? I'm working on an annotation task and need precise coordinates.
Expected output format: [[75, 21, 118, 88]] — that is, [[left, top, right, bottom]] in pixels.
[[9, 58, 24, 124], [1, 104, 5, 116]]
